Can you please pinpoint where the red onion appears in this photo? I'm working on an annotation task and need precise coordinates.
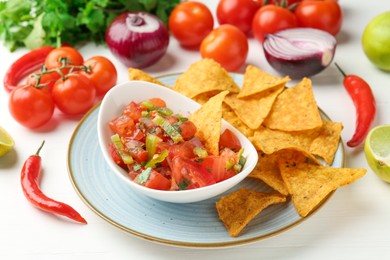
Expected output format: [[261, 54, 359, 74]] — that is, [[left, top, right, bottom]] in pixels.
[[263, 28, 337, 79], [105, 12, 170, 68]]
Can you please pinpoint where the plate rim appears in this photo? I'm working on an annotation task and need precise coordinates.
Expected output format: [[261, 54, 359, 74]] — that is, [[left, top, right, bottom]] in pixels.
[[67, 72, 346, 248]]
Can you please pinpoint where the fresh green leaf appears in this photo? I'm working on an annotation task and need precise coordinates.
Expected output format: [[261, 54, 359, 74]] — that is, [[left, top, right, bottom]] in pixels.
[[136, 167, 152, 184]]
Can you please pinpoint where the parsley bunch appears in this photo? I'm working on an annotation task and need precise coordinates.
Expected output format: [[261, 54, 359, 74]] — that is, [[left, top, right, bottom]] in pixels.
[[0, 0, 179, 51]]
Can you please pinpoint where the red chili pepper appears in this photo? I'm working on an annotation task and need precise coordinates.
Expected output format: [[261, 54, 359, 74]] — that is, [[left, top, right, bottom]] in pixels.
[[21, 141, 87, 224], [3, 46, 55, 93], [335, 63, 376, 147]]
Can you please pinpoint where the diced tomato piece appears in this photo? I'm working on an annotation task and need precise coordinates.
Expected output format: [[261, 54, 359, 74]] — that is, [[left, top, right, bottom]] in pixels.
[[124, 139, 148, 163], [199, 155, 228, 183], [179, 120, 197, 140], [219, 129, 241, 152], [129, 128, 146, 142], [122, 101, 143, 121], [168, 141, 196, 161], [144, 171, 171, 190], [108, 143, 127, 169], [171, 157, 216, 190], [149, 98, 166, 108], [109, 115, 135, 137]]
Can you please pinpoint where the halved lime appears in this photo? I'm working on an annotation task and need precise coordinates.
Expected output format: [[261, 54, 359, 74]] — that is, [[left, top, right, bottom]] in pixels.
[[364, 125, 390, 183], [0, 126, 14, 157]]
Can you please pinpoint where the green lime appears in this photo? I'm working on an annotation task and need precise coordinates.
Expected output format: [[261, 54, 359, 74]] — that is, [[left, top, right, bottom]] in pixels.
[[0, 126, 15, 157], [364, 125, 390, 183], [362, 11, 390, 71]]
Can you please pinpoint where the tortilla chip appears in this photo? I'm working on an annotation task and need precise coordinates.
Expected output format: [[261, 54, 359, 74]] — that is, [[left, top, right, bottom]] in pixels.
[[250, 126, 321, 164], [237, 65, 290, 98], [249, 151, 289, 195], [216, 188, 286, 237], [222, 103, 254, 137], [128, 68, 167, 87], [249, 149, 309, 195], [310, 120, 343, 165], [279, 162, 366, 217], [224, 85, 284, 130], [173, 59, 240, 98], [192, 91, 221, 105], [263, 77, 323, 132], [190, 91, 229, 155]]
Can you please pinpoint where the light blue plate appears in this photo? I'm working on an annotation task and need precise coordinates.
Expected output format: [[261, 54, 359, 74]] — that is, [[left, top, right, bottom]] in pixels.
[[67, 73, 345, 247]]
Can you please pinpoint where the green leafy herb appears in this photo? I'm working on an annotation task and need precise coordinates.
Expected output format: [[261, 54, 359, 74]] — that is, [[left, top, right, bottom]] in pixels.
[[0, 0, 179, 51], [136, 167, 152, 184], [178, 178, 191, 190]]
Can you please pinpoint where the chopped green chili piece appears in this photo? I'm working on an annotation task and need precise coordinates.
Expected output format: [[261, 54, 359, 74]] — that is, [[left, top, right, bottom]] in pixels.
[[140, 100, 156, 110], [145, 133, 162, 160], [152, 115, 184, 143], [193, 146, 208, 158], [111, 134, 133, 165], [156, 107, 173, 116], [145, 149, 168, 168]]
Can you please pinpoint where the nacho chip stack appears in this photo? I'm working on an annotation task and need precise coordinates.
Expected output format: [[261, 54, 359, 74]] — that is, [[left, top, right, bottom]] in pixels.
[[126, 59, 367, 237]]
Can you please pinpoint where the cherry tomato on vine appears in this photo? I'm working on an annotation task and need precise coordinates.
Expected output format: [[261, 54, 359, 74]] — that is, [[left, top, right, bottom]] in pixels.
[[200, 24, 248, 71], [8, 85, 55, 128], [26, 70, 61, 92], [169, 1, 214, 48], [80, 56, 118, 96], [216, 0, 259, 35], [295, 0, 342, 36], [44, 46, 84, 74], [252, 5, 298, 43], [52, 74, 96, 115]]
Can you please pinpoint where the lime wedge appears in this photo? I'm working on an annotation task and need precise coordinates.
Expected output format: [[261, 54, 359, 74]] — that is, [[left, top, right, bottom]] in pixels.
[[0, 126, 14, 157], [364, 124, 390, 183]]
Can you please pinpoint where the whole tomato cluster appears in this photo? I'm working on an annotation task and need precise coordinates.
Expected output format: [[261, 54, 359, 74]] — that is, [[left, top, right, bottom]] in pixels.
[[8, 47, 118, 129], [168, 0, 342, 71]]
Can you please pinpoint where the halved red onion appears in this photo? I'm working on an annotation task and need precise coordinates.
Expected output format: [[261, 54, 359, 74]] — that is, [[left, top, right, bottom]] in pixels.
[[263, 28, 337, 79], [105, 12, 170, 68]]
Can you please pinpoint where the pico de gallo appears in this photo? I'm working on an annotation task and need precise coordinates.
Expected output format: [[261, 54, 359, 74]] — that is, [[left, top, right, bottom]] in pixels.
[[108, 98, 247, 191]]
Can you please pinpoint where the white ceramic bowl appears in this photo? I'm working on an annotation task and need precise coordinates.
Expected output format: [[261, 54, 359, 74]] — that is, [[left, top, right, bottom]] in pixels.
[[97, 81, 258, 203]]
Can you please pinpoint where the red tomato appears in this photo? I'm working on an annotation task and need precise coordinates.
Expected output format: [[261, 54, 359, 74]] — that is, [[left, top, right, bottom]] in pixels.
[[44, 47, 84, 73], [144, 171, 171, 190], [171, 157, 216, 190], [219, 129, 241, 152], [179, 121, 197, 140], [26, 70, 61, 92], [122, 101, 143, 122], [216, 0, 259, 35], [109, 116, 136, 137], [52, 74, 96, 115], [169, 1, 214, 48], [294, 0, 342, 36], [200, 156, 228, 183], [81, 56, 117, 96], [168, 141, 196, 161], [108, 143, 127, 168], [149, 97, 166, 108], [124, 139, 148, 164], [252, 5, 298, 43], [8, 85, 55, 128], [200, 24, 249, 71]]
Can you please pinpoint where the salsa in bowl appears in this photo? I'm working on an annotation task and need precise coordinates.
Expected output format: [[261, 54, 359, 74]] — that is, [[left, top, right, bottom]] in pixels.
[[97, 81, 258, 203]]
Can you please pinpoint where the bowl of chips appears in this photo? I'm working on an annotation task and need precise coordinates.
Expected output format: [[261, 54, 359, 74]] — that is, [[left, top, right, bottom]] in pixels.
[[97, 80, 258, 203]]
